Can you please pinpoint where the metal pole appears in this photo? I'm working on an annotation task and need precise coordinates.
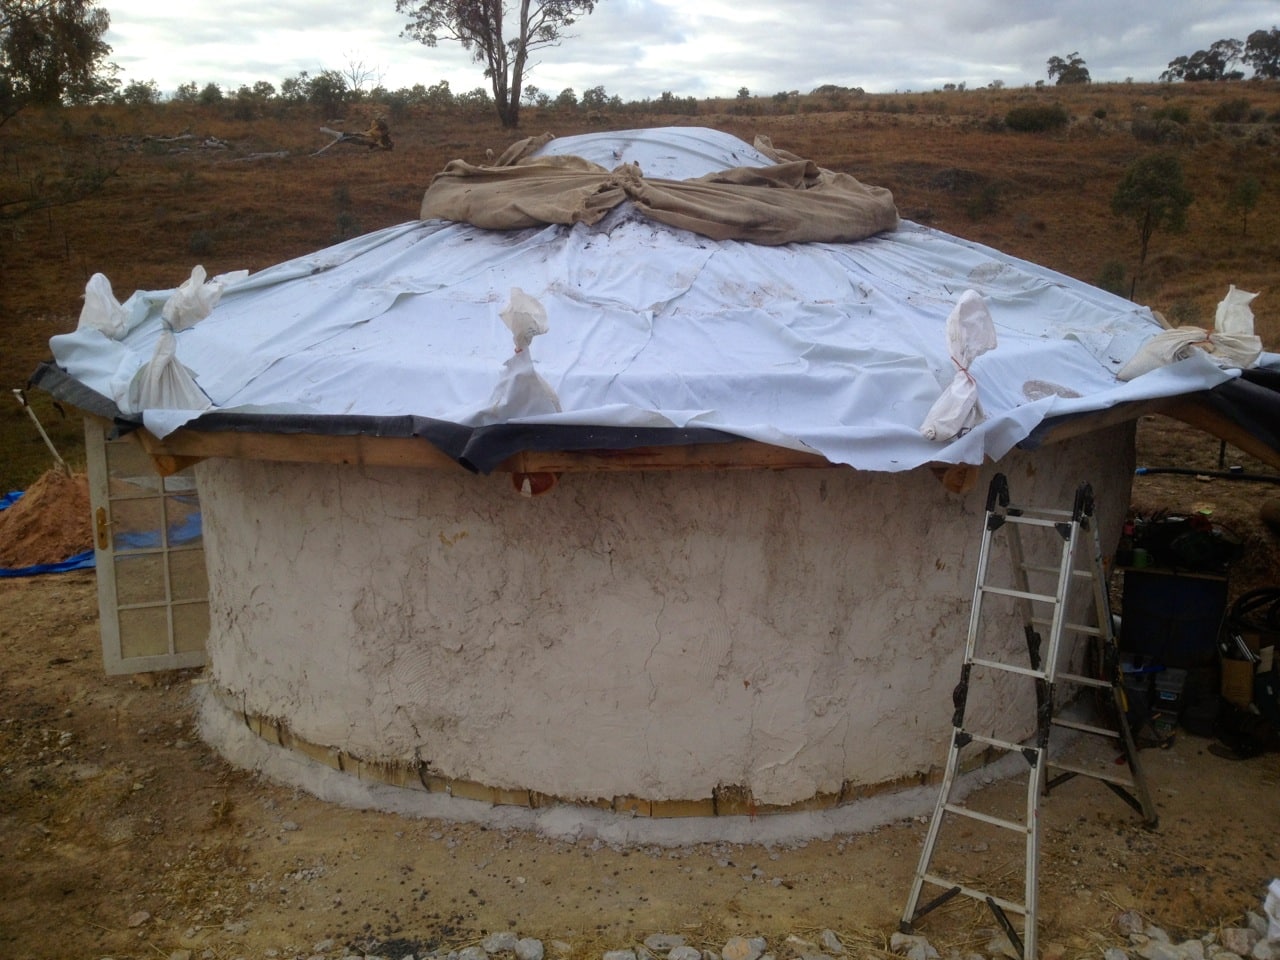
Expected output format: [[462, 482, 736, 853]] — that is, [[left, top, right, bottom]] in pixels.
[[12, 389, 71, 477]]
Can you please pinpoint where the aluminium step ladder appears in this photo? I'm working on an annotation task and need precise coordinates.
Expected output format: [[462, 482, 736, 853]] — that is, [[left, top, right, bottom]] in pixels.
[[900, 473, 1158, 960]]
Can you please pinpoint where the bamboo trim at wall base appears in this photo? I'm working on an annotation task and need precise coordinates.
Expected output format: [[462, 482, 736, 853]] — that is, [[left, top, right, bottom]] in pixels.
[[222, 687, 974, 819]]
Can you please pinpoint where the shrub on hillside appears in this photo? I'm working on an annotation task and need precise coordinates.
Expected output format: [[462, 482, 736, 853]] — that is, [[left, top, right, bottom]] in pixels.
[[965, 182, 1003, 219], [1152, 104, 1191, 124], [1004, 103, 1069, 132], [1132, 117, 1189, 144], [188, 231, 214, 257], [1210, 98, 1253, 123], [1097, 260, 1126, 296]]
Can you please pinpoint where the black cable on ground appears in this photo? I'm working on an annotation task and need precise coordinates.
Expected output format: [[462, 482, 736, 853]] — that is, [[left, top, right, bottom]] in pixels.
[[1135, 466, 1280, 484]]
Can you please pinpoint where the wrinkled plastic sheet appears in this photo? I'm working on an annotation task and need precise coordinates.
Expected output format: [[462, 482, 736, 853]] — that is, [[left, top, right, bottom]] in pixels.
[[41, 128, 1260, 475]]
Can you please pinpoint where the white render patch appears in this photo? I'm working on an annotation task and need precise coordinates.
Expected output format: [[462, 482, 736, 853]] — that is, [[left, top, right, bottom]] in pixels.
[[195, 425, 1135, 816]]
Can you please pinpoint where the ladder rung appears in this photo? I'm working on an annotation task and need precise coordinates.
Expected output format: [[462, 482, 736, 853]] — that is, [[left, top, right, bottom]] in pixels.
[[1051, 716, 1120, 738], [1063, 622, 1102, 637], [1028, 616, 1103, 637], [1055, 671, 1112, 690], [968, 657, 1046, 679], [1005, 502, 1074, 518], [1046, 760, 1136, 788], [980, 584, 1057, 604], [1020, 564, 1096, 581], [1020, 563, 1056, 574], [942, 803, 1028, 834], [1000, 512, 1070, 529], [965, 731, 1036, 754], [919, 875, 1028, 917]]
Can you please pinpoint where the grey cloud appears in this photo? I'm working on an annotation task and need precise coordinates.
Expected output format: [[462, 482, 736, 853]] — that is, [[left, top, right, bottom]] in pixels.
[[105, 0, 1280, 100]]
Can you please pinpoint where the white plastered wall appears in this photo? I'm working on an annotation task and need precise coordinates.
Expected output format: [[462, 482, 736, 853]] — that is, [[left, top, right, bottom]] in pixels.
[[196, 423, 1135, 808]]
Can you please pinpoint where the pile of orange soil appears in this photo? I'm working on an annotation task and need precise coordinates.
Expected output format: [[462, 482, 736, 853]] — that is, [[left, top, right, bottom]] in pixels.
[[0, 469, 92, 568]]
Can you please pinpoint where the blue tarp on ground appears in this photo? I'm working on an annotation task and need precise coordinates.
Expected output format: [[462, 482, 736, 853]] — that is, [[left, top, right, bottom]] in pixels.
[[0, 488, 96, 578]]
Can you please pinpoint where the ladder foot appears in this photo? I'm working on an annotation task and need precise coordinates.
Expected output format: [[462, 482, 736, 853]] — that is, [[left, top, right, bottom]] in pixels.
[[1102, 781, 1159, 828], [985, 896, 1025, 960]]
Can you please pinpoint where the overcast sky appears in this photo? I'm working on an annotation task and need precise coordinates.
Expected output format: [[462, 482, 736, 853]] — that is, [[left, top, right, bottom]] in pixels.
[[103, 1, 1277, 101]]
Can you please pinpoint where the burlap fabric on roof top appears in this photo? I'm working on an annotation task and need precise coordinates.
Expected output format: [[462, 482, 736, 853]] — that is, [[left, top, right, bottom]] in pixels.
[[420, 133, 899, 245]]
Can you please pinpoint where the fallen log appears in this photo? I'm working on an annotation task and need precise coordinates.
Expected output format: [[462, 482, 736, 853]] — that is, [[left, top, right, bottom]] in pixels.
[[313, 119, 393, 156], [223, 151, 290, 163]]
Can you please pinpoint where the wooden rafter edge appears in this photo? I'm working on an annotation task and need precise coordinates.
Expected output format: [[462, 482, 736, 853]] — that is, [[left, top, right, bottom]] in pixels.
[[128, 424, 995, 495], [123, 424, 1030, 494], [1160, 394, 1280, 472], [1024, 396, 1178, 448], [130, 427, 841, 476], [127, 393, 1274, 489], [1031, 393, 1280, 472]]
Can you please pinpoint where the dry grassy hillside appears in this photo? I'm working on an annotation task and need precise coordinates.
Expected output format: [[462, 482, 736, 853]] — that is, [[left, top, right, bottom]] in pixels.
[[2, 82, 1279, 492]]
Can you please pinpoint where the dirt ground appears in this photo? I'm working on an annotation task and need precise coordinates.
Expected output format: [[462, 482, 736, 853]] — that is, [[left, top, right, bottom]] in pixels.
[[1, 418, 1279, 960]]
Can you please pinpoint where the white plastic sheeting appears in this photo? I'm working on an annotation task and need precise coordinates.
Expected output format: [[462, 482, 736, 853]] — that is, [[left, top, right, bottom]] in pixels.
[[48, 127, 1258, 472]]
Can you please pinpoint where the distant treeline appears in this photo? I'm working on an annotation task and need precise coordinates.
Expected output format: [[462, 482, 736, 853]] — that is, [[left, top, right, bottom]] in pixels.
[[106, 73, 869, 118], [102, 72, 1280, 135]]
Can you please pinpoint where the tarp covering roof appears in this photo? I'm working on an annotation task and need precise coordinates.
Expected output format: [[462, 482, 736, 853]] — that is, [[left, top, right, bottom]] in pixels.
[[37, 127, 1277, 474]]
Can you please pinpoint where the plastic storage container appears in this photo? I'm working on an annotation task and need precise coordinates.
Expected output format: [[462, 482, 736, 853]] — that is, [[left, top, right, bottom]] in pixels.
[[1153, 667, 1188, 712], [1120, 568, 1228, 668]]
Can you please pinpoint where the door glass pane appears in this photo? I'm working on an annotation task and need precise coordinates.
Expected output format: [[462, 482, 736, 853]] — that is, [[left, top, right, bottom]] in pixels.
[[115, 553, 167, 605], [162, 473, 199, 495], [173, 602, 210, 654], [166, 496, 203, 547], [119, 607, 171, 659], [106, 441, 161, 497], [168, 550, 208, 602], [111, 498, 163, 551]]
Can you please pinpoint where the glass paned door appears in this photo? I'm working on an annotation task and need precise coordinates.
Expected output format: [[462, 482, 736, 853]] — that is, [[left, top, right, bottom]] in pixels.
[[84, 419, 208, 674]]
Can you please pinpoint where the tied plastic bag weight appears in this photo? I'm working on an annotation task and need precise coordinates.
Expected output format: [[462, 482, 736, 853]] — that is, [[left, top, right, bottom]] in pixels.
[[920, 289, 997, 442], [479, 287, 562, 423], [77, 273, 130, 339], [1117, 285, 1262, 381], [161, 265, 249, 331], [125, 330, 212, 414]]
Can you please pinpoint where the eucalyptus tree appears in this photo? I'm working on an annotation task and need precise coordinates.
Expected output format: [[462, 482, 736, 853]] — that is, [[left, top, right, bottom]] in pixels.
[[395, 0, 601, 128]]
